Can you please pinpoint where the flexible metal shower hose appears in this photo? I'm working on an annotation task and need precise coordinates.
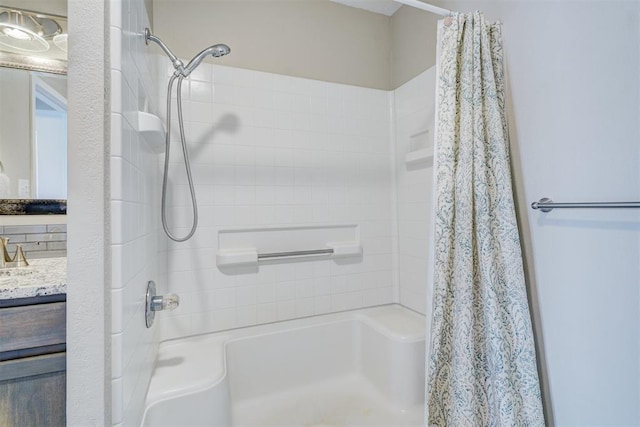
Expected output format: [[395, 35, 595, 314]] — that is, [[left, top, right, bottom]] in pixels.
[[161, 74, 198, 242]]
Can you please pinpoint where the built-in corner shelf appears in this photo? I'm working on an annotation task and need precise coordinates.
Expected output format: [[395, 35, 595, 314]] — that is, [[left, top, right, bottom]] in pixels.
[[404, 128, 434, 166], [405, 148, 433, 166], [138, 111, 166, 153]]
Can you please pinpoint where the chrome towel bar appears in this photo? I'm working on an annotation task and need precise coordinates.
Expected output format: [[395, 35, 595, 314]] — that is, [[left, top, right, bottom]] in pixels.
[[257, 248, 334, 260], [531, 198, 640, 213]]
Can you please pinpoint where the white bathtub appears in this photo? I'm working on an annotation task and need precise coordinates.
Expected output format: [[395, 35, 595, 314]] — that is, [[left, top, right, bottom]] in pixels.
[[141, 304, 426, 427]]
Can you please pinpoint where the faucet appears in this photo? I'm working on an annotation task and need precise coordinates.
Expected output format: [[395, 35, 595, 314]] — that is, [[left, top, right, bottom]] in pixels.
[[0, 237, 29, 268], [0, 237, 12, 268]]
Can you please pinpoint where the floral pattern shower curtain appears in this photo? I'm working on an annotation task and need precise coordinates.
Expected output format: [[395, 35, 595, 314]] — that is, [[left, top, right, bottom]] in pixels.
[[427, 12, 544, 426]]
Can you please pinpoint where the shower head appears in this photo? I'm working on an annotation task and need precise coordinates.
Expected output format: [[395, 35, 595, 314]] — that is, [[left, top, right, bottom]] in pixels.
[[184, 44, 231, 76], [145, 28, 230, 78], [211, 44, 231, 57]]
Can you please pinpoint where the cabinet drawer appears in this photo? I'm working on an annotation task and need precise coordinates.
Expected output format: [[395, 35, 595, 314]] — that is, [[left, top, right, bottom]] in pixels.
[[0, 302, 66, 353]]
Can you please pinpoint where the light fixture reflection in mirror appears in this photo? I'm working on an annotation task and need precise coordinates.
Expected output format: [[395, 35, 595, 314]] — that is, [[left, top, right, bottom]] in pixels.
[[0, 9, 62, 53], [53, 33, 67, 52], [0, 7, 67, 75]]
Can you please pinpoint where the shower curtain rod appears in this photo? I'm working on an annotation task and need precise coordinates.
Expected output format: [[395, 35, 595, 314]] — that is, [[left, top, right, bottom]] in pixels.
[[392, 0, 453, 16]]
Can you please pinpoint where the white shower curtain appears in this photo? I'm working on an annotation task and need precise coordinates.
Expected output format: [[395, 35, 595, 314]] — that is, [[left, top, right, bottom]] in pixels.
[[427, 12, 544, 426]]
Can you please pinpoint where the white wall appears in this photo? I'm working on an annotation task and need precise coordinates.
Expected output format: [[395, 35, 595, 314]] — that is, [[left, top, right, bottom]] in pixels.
[[110, 0, 163, 425], [403, 1, 639, 424], [503, 3, 640, 424], [156, 62, 398, 340], [66, 0, 110, 423], [0, 68, 31, 198], [390, 6, 438, 88], [1, 0, 67, 16], [393, 66, 436, 315], [153, 0, 393, 89]]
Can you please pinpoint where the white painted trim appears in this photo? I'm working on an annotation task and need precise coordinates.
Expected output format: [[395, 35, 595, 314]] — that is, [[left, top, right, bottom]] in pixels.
[[392, 0, 452, 16]]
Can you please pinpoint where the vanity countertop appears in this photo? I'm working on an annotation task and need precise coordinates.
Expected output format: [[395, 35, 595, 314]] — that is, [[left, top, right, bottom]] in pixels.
[[0, 257, 66, 300]]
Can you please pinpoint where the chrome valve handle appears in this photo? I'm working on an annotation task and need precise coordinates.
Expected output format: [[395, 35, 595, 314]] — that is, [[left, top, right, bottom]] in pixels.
[[145, 281, 180, 328], [151, 293, 180, 312]]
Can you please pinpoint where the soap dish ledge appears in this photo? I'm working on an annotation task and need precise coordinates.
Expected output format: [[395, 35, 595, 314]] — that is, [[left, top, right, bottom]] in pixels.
[[138, 111, 166, 153]]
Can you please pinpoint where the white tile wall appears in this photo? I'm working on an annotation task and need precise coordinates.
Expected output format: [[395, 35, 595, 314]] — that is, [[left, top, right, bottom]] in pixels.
[[110, 0, 163, 425], [393, 66, 436, 315], [156, 62, 398, 340]]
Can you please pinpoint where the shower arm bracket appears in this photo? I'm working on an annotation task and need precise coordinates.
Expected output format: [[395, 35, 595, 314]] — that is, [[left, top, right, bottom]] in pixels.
[[144, 28, 188, 77]]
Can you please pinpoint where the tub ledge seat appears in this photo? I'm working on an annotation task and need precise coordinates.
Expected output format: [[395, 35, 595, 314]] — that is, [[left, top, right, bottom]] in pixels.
[[142, 334, 232, 427]]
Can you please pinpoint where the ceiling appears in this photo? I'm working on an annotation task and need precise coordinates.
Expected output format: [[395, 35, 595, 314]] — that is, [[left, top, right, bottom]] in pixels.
[[329, 0, 403, 16]]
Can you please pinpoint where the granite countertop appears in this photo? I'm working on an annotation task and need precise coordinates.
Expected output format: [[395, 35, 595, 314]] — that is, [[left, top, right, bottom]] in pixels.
[[0, 257, 66, 300]]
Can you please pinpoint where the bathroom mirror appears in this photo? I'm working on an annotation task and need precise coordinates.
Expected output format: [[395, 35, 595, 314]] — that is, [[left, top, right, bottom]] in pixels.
[[0, 6, 67, 214]]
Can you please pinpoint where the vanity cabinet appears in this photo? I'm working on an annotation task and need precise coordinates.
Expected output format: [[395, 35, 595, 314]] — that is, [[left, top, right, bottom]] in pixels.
[[0, 294, 66, 426]]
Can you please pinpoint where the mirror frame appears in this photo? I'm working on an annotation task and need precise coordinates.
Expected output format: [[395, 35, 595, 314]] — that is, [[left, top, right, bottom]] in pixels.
[[0, 51, 67, 75], [0, 7, 67, 75]]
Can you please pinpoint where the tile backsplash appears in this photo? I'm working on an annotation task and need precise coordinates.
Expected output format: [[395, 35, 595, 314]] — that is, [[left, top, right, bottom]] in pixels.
[[0, 224, 66, 258]]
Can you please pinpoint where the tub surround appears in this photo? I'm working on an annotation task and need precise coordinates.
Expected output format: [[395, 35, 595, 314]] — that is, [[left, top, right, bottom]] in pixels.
[[157, 61, 396, 342], [0, 257, 66, 299], [109, 0, 162, 423]]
